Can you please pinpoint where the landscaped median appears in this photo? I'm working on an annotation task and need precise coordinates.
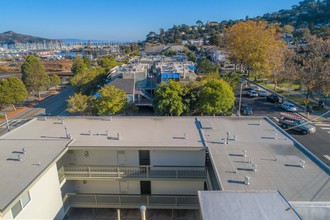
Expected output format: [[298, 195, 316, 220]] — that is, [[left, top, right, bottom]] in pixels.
[[245, 77, 328, 112], [245, 78, 329, 122]]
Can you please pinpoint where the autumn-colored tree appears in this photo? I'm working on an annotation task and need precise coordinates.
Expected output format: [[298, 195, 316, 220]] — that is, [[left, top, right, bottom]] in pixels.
[[225, 20, 285, 80], [296, 38, 330, 99], [269, 42, 287, 91], [281, 49, 299, 92]]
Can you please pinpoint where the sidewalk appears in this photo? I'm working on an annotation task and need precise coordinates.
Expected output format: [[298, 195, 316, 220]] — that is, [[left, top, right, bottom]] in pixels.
[[0, 88, 61, 122], [247, 79, 330, 123]]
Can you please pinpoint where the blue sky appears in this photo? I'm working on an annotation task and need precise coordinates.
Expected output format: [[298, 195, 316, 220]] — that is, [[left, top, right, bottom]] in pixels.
[[0, 0, 301, 41]]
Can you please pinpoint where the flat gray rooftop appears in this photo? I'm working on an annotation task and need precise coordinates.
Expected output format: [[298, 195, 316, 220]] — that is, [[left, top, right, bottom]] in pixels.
[[3, 117, 205, 149], [0, 139, 68, 212], [198, 191, 300, 220], [1, 116, 329, 208], [200, 117, 330, 202]]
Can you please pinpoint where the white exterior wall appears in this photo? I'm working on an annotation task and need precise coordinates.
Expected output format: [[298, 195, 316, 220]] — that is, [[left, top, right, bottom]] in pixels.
[[3, 164, 64, 220], [151, 181, 203, 195], [64, 180, 140, 194], [67, 150, 139, 166], [150, 150, 205, 166]]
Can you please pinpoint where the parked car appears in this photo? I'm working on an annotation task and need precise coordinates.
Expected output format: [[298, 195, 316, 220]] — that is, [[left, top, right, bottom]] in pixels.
[[266, 94, 280, 102], [279, 112, 316, 135], [281, 102, 297, 112], [247, 90, 258, 97], [258, 90, 268, 97], [250, 85, 258, 90], [241, 105, 253, 115]]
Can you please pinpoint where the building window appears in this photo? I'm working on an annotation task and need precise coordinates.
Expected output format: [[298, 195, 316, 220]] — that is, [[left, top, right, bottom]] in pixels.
[[11, 191, 31, 218], [11, 201, 22, 218], [21, 191, 31, 208]]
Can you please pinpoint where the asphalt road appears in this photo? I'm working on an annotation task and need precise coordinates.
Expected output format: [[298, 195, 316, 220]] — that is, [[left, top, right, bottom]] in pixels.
[[237, 89, 330, 166], [0, 86, 74, 135]]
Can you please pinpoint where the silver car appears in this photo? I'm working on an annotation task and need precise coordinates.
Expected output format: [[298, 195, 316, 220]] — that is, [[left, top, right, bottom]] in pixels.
[[281, 103, 297, 112], [258, 90, 268, 97]]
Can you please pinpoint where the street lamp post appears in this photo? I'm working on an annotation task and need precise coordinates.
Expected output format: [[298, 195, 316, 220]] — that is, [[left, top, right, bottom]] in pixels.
[[238, 82, 248, 117], [0, 113, 10, 131]]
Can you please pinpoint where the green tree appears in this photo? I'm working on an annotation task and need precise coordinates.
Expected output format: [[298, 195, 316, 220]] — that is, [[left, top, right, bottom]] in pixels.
[[196, 20, 204, 27], [50, 74, 61, 90], [196, 79, 235, 116], [83, 54, 92, 68], [71, 56, 88, 75], [97, 56, 119, 73], [0, 77, 28, 111], [67, 93, 92, 115], [294, 27, 312, 40], [95, 85, 127, 115], [282, 24, 294, 34], [197, 58, 217, 74], [153, 80, 185, 116], [21, 55, 50, 99]]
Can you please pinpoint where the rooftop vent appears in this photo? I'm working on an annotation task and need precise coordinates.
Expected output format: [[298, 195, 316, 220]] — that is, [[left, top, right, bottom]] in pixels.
[[252, 164, 257, 172], [242, 150, 247, 158], [22, 147, 26, 154], [244, 176, 250, 185], [300, 160, 305, 168], [17, 154, 23, 162], [200, 120, 213, 129]]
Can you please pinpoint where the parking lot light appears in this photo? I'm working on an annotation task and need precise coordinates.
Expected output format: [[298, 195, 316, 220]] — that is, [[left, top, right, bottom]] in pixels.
[[238, 82, 248, 117]]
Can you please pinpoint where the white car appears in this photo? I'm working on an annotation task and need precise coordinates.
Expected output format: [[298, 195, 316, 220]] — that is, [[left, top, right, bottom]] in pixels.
[[258, 90, 268, 97], [281, 103, 297, 112], [247, 90, 258, 97]]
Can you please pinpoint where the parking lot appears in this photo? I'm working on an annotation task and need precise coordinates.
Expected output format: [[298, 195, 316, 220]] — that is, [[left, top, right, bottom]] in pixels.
[[236, 86, 330, 166]]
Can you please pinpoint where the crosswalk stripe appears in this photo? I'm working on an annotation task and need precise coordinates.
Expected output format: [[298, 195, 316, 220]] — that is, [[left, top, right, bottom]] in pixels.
[[315, 123, 330, 126], [324, 155, 330, 161], [273, 117, 279, 122], [320, 127, 330, 130]]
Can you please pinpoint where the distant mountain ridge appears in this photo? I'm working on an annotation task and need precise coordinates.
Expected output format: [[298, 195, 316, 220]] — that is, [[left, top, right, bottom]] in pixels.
[[0, 31, 61, 44]]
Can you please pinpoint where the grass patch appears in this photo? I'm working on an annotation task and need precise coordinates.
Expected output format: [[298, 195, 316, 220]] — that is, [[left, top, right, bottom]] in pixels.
[[278, 82, 300, 90]]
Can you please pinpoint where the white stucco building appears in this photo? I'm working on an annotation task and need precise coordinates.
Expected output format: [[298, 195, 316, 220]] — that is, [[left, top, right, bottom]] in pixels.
[[0, 116, 329, 219]]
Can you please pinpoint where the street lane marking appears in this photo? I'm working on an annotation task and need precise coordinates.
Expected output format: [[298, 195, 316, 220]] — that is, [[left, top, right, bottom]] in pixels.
[[324, 155, 330, 161], [315, 123, 330, 126]]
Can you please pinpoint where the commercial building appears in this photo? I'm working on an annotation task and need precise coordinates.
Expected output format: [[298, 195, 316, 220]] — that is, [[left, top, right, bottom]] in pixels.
[[0, 116, 329, 219]]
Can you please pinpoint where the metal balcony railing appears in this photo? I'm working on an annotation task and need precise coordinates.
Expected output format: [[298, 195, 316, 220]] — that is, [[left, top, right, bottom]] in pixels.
[[60, 165, 206, 181], [63, 193, 199, 210]]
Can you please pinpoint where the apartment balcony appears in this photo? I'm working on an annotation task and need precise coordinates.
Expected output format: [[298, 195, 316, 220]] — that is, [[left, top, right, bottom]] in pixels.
[[63, 193, 199, 211], [58, 165, 206, 181]]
